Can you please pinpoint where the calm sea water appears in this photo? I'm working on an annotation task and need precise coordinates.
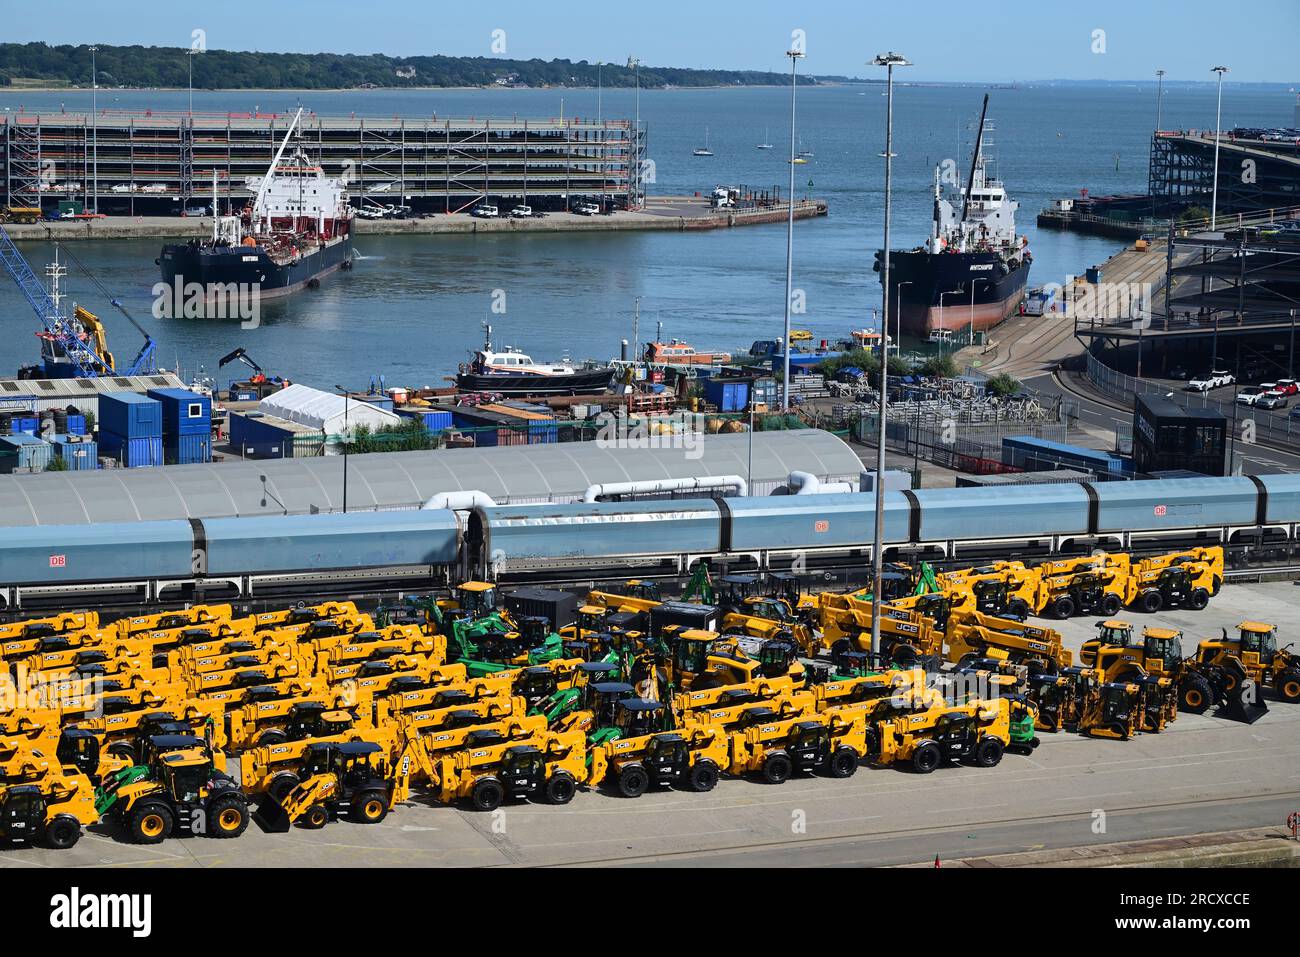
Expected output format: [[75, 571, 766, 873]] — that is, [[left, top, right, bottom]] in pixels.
[[0, 83, 1291, 389]]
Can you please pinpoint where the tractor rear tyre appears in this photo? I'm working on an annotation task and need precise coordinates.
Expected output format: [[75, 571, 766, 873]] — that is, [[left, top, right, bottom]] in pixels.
[[891, 644, 918, 667], [545, 773, 577, 805], [1179, 675, 1214, 714], [1051, 596, 1076, 619], [256, 728, 288, 746], [1187, 588, 1210, 611], [617, 765, 650, 798], [688, 760, 719, 792], [827, 747, 858, 779], [761, 752, 793, 784], [1100, 594, 1122, 616], [1007, 599, 1031, 620], [1278, 670, 1300, 704], [267, 773, 300, 803], [301, 806, 329, 829], [42, 817, 82, 850], [470, 778, 506, 812], [1139, 590, 1163, 614], [911, 740, 942, 774], [973, 737, 1005, 768], [128, 803, 174, 845], [208, 795, 250, 838], [351, 790, 390, 824]]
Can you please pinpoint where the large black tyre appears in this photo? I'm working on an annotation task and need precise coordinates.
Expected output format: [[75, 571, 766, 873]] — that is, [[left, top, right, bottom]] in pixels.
[[350, 790, 390, 824], [470, 778, 505, 812], [42, 816, 82, 850], [911, 740, 942, 774], [208, 794, 249, 839], [1051, 596, 1076, 619], [891, 644, 919, 667], [1187, 588, 1210, 611], [827, 747, 858, 779], [106, 741, 136, 760], [256, 728, 288, 746], [1100, 593, 1122, 616], [1179, 675, 1214, 714], [128, 803, 174, 845], [1007, 599, 1031, 620], [300, 805, 329, 829], [1138, 590, 1163, 614], [688, 760, 719, 793], [1277, 670, 1300, 704], [617, 765, 650, 798], [266, 773, 300, 803], [973, 737, 1005, 768], [545, 773, 577, 805], [761, 752, 793, 784]]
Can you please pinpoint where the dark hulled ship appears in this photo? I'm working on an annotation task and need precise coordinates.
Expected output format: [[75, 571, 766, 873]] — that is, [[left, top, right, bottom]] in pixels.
[[159, 108, 352, 300], [876, 95, 1030, 340]]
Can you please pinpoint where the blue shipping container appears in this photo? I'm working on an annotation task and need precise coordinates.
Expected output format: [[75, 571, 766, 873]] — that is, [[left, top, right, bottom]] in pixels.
[[394, 407, 454, 431], [165, 432, 212, 464], [99, 393, 162, 439], [0, 434, 52, 472], [66, 414, 87, 436], [98, 431, 163, 468], [147, 388, 212, 436], [11, 416, 38, 435], [1002, 436, 1129, 475], [704, 378, 749, 412], [49, 435, 98, 470]]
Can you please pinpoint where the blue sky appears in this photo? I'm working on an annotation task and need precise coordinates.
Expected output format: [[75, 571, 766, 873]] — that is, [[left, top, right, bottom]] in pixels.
[[7, 0, 1298, 84]]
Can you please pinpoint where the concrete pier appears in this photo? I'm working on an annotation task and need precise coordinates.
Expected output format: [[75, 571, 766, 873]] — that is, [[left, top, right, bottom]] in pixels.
[[2, 195, 828, 242]]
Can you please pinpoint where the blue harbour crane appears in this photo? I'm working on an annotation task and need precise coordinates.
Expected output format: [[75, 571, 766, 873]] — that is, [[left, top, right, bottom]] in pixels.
[[0, 222, 156, 378]]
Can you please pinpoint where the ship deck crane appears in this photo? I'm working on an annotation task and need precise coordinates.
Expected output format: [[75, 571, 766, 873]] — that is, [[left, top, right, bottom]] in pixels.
[[0, 223, 156, 378]]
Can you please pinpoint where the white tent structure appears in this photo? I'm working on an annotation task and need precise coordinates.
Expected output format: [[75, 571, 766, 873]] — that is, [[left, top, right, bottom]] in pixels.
[[257, 384, 400, 439]]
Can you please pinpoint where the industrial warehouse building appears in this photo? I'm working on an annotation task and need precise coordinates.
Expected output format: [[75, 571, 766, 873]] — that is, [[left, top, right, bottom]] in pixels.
[[0, 429, 865, 527]]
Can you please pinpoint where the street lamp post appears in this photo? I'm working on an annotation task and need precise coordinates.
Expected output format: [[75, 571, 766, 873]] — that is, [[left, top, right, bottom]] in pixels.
[[335, 385, 350, 513], [1155, 69, 1165, 132], [938, 288, 962, 350], [869, 51, 910, 660], [1210, 66, 1229, 231], [782, 47, 805, 411], [893, 281, 912, 354], [89, 45, 98, 213]]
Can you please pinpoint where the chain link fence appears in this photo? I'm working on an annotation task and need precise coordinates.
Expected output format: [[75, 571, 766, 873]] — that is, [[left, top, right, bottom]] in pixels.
[[1086, 351, 1300, 449]]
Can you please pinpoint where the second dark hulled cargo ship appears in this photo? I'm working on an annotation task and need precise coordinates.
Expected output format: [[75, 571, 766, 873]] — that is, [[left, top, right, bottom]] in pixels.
[[876, 95, 1030, 341], [159, 108, 352, 300]]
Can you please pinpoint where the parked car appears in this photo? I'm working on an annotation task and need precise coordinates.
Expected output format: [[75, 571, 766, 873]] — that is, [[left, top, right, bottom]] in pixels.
[[1258, 391, 1290, 410], [471, 204, 499, 218], [1237, 386, 1264, 406], [183, 205, 212, 217], [1168, 365, 1191, 380], [571, 201, 600, 216], [510, 205, 533, 218], [1288, 405, 1300, 420], [1276, 378, 1299, 395], [1187, 370, 1234, 392]]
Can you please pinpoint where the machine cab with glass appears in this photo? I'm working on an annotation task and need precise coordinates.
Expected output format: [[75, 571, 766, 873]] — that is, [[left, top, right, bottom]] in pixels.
[[1236, 622, 1278, 663], [786, 721, 832, 770], [450, 582, 499, 620], [1141, 627, 1184, 666], [499, 745, 545, 793], [612, 698, 665, 741]]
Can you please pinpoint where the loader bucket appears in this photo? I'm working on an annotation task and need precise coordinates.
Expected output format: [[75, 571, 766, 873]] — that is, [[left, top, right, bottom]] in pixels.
[[1215, 661, 1269, 724], [252, 795, 293, 833]]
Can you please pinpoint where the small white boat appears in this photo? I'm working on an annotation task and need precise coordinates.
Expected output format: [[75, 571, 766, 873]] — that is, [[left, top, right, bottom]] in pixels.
[[756, 127, 773, 150], [693, 127, 714, 157]]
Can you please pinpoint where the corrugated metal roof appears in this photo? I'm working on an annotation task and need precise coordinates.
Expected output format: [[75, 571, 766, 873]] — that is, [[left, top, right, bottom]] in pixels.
[[0, 429, 863, 527], [0, 373, 184, 404]]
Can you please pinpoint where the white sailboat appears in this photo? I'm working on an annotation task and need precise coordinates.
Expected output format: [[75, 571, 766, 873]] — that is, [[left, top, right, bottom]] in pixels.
[[756, 126, 773, 149], [693, 127, 714, 157]]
